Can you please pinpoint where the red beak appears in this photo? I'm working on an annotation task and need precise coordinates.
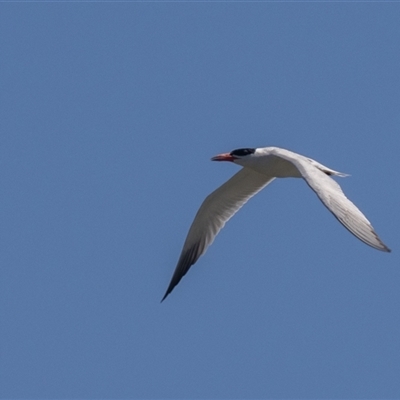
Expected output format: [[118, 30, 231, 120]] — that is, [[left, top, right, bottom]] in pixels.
[[211, 153, 236, 162]]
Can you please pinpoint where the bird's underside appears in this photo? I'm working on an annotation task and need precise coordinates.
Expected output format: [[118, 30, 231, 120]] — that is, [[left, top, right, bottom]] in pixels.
[[162, 146, 390, 301]]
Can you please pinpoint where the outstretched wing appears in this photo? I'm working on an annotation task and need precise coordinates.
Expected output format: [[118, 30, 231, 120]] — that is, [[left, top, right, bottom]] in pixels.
[[270, 148, 390, 252], [162, 168, 274, 301]]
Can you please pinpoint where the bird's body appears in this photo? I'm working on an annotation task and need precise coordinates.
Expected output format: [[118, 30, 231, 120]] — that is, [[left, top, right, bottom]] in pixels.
[[162, 146, 390, 301]]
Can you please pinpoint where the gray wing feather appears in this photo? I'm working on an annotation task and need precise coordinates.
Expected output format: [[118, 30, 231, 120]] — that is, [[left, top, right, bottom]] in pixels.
[[162, 168, 274, 301]]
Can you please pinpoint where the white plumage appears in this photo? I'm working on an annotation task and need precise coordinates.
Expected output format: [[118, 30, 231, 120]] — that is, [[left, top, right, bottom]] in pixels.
[[162, 146, 390, 301]]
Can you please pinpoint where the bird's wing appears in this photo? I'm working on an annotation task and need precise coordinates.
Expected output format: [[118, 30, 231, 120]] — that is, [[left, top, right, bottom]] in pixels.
[[270, 148, 390, 252], [162, 168, 274, 301]]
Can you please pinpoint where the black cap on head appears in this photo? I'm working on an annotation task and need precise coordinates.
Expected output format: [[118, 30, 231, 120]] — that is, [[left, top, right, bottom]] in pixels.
[[230, 148, 256, 157]]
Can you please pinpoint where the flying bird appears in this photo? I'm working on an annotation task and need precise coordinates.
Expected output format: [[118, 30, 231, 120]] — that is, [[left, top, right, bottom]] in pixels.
[[162, 146, 390, 301]]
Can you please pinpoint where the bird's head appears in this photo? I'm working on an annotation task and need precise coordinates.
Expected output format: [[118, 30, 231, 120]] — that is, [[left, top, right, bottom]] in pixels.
[[211, 148, 257, 166]]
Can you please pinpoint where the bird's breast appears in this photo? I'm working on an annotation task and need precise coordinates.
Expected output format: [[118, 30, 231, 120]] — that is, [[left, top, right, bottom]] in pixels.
[[246, 155, 302, 178]]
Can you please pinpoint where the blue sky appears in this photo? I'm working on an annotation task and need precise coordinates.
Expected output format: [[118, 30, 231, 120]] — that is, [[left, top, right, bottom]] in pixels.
[[1, 3, 399, 398]]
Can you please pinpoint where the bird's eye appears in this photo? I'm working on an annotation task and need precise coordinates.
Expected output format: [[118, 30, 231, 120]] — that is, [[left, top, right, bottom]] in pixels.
[[230, 148, 256, 157]]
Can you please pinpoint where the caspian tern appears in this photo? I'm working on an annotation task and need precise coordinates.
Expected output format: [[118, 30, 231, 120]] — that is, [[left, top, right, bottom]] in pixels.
[[162, 146, 390, 301]]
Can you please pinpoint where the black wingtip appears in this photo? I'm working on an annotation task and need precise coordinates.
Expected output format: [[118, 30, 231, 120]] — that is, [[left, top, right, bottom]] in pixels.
[[160, 290, 170, 303], [161, 242, 202, 303], [161, 277, 180, 302], [161, 281, 176, 303]]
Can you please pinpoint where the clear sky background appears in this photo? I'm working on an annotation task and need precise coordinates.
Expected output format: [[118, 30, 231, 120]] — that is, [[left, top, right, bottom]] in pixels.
[[1, 3, 399, 399]]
